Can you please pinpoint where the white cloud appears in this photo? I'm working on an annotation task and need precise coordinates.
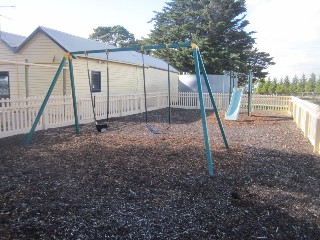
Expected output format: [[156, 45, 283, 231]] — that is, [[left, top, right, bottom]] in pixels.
[[246, 0, 320, 79]]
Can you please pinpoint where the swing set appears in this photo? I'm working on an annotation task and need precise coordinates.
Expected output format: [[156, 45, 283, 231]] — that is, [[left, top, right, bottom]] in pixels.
[[24, 42, 229, 176], [84, 46, 172, 134]]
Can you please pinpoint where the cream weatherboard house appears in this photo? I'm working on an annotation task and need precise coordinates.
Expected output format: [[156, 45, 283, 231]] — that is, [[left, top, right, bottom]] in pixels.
[[0, 26, 179, 99], [0, 31, 26, 99]]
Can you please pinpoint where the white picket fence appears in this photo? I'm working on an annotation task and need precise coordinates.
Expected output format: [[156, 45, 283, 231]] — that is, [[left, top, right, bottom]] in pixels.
[[0, 92, 299, 138], [0, 93, 167, 138], [290, 97, 320, 154], [171, 92, 291, 112]]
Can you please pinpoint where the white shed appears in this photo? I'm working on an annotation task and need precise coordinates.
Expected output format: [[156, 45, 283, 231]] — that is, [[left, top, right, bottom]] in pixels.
[[179, 74, 238, 93]]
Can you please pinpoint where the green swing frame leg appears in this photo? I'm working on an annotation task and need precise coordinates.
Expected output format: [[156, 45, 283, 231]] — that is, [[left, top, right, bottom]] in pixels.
[[68, 58, 80, 133], [193, 48, 214, 176], [248, 71, 253, 116], [197, 51, 229, 149], [25, 55, 80, 146]]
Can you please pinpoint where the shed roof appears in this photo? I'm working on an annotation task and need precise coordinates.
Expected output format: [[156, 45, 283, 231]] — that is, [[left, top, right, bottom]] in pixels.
[[0, 31, 26, 51], [16, 26, 179, 73]]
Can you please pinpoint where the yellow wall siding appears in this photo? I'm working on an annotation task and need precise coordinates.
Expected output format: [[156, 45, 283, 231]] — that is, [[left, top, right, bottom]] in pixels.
[[108, 62, 140, 94], [143, 67, 179, 94], [0, 42, 21, 98], [1, 32, 178, 99], [0, 42, 16, 60], [72, 58, 178, 96], [73, 58, 141, 96], [17, 32, 70, 97]]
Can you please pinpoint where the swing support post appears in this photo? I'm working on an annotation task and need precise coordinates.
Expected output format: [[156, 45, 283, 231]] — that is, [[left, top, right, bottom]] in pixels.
[[248, 71, 253, 116], [68, 57, 80, 133], [25, 56, 68, 146], [197, 51, 229, 149], [192, 45, 214, 176]]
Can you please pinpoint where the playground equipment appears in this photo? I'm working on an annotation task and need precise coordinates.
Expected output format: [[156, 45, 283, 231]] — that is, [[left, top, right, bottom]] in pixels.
[[225, 88, 244, 120], [142, 45, 173, 134], [225, 71, 253, 120], [85, 51, 109, 132], [247, 71, 253, 116], [140, 49, 160, 134], [24, 43, 229, 176]]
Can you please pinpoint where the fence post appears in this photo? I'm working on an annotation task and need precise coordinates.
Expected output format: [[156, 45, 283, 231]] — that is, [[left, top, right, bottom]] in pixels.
[[304, 111, 310, 138], [120, 98, 123, 117], [78, 98, 83, 124], [313, 117, 320, 154], [42, 107, 48, 130], [292, 102, 296, 121], [140, 95, 144, 113], [197, 93, 200, 109]]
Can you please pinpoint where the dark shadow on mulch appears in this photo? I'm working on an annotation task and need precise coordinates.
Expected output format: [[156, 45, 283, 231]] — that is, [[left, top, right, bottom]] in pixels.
[[250, 114, 293, 121], [1, 128, 319, 239], [107, 108, 214, 125]]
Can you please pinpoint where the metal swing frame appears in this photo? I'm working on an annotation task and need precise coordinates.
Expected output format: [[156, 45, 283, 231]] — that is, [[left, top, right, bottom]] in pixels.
[[140, 48, 160, 134], [24, 42, 229, 176], [85, 51, 109, 132], [142, 44, 173, 135]]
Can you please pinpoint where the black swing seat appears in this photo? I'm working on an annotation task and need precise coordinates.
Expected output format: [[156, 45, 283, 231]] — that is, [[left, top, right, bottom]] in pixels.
[[95, 122, 109, 132]]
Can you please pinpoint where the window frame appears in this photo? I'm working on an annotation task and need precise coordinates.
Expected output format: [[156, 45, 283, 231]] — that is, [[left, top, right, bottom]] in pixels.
[[0, 71, 10, 99], [91, 71, 101, 92]]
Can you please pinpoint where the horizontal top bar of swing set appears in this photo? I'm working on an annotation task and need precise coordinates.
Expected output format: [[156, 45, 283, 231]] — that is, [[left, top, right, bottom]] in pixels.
[[70, 42, 193, 55]]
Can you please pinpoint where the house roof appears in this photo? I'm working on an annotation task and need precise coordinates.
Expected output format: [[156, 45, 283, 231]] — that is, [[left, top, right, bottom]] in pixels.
[[15, 26, 179, 73], [0, 31, 26, 51]]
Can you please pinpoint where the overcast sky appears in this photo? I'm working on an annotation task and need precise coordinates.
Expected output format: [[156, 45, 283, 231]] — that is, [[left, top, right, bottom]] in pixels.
[[1, 0, 319, 79]]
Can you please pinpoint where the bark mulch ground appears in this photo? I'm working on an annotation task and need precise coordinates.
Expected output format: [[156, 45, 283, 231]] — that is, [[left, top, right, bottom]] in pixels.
[[0, 108, 319, 239]]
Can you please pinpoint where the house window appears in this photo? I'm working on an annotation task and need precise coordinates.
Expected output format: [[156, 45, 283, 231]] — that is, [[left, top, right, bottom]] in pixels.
[[0, 72, 10, 99], [91, 71, 101, 92]]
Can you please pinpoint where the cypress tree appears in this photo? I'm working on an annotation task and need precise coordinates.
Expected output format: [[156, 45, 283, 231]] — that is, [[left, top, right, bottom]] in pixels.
[[148, 0, 274, 81]]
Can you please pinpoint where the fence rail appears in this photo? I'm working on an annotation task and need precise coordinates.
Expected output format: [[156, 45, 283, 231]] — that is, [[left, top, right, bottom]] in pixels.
[[0, 93, 173, 138], [0, 92, 310, 144], [290, 97, 320, 153]]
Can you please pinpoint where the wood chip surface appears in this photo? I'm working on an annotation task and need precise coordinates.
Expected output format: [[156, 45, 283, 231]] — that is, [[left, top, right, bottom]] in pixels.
[[0, 109, 319, 239]]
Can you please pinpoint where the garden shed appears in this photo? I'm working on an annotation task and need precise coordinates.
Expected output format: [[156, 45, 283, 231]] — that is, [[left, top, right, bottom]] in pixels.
[[0, 26, 179, 99], [179, 74, 238, 93]]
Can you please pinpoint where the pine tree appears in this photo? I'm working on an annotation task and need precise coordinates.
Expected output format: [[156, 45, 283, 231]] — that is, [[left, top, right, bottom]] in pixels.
[[314, 75, 320, 93], [289, 74, 298, 93], [263, 79, 271, 94], [268, 78, 277, 94], [283, 76, 290, 93], [256, 80, 265, 94], [305, 73, 316, 92], [300, 74, 307, 92], [276, 78, 286, 93], [148, 0, 274, 81]]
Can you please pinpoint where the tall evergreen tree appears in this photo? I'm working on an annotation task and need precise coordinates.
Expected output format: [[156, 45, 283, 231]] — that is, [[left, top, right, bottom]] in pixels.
[[256, 79, 265, 94], [283, 76, 291, 93], [276, 78, 286, 93], [305, 73, 317, 92], [289, 74, 298, 92], [299, 74, 307, 92], [148, 0, 274, 82], [314, 75, 320, 93], [263, 78, 271, 94], [268, 77, 277, 94]]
